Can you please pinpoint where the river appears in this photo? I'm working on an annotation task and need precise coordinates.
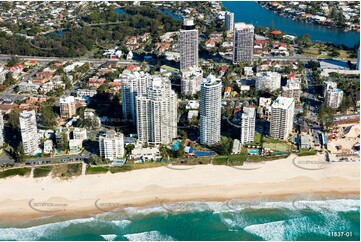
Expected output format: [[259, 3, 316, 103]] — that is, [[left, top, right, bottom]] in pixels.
[[222, 1, 360, 47]]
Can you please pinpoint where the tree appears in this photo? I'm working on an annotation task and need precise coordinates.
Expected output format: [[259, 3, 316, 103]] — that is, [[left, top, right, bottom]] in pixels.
[[340, 96, 348, 113], [88, 154, 102, 165], [59, 130, 69, 151], [318, 104, 326, 124], [297, 34, 312, 47], [15, 143, 26, 163], [160, 145, 169, 160], [303, 104, 308, 117], [39, 104, 57, 128], [180, 130, 187, 141], [125, 143, 135, 155], [6, 56, 21, 67], [7, 109, 20, 130], [329, 7, 337, 19], [176, 140, 185, 158], [307, 60, 319, 70], [213, 136, 233, 156], [324, 105, 335, 130]]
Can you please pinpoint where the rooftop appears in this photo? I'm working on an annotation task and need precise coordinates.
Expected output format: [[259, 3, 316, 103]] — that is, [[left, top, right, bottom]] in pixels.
[[271, 97, 295, 109], [202, 74, 221, 86], [242, 107, 256, 118], [234, 22, 254, 30]]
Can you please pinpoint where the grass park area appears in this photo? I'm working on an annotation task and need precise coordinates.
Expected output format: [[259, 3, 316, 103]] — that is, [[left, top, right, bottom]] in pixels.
[[254, 133, 263, 144], [302, 46, 352, 59], [0, 167, 32, 179], [213, 148, 248, 165], [248, 154, 289, 162], [172, 157, 212, 165], [33, 166, 53, 178], [51, 163, 82, 179], [109, 162, 166, 173], [86, 162, 167, 175], [298, 148, 317, 156], [86, 166, 109, 175], [262, 138, 290, 152]]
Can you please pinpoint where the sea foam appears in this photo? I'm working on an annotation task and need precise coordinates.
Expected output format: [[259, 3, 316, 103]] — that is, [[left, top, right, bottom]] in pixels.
[[0, 217, 95, 240], [123, 230, 174, 241], [100, 234, 117, 241]]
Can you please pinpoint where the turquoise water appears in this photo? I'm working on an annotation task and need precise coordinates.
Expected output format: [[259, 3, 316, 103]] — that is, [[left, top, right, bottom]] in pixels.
[[160, 10, 182, 20], [0, 196, 359, 240], [248, 149, 260, 155], [112, 160, 125, 165], [114, 8, 125, 15], [195, 151, 214, 156], [222, 1, 360, 47], [170, 141, 180, 150]]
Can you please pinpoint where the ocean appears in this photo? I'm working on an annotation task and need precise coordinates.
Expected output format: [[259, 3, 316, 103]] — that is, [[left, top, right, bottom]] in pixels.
[[0, 196, 359, 241]]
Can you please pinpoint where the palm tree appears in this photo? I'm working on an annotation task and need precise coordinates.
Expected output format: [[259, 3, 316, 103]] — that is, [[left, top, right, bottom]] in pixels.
[[160, 145, 168, 161]]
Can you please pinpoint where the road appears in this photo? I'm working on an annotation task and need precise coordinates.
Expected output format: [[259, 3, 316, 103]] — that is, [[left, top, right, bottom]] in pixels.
[[0, 54, 139, 65], [0, 62, 49, 101]]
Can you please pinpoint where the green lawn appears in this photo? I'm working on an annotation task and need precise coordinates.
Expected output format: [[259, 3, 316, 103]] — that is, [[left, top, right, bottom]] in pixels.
[[213, 156, 228, 165], [33, 166, 53, 178], [173, 157, 213, 165], [86, 166, 109, 175], [228, 153, 247, 165], [51, 163, 82, 179], [214, 148, 248, 165], [298, 149, 317, 156], [248, 154, 289, 162], [0, 167, 32, 179], [263, 138, 290, 152], [109, 162, 166, 174], [254, 133, 263, 144], [302, 46, 352, 59]]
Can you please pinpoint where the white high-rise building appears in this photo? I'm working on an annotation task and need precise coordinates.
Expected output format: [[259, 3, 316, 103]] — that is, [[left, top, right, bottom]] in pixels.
[[240, 107, 256, 144], [0, 112, 4, 147], [323, 80, 343, 108], [73, 127, 87, 141], [255, 72, 281, 92], [200, 74, 222, 145], [233, 22, 254, 64], [59, 96, 76, 119], [99, 130, 124, 161], [180, 19, 198, 70], [225, 11, 234, 32], [326, 88, 343, 109], [181, 66, 203, 96], [20, 110, 39, 155], [270, 97, 295, 140], [121, 71, 152, 123], [323, 81, 338, 97], [136, 76, 177, 145], [281, 75, 301, 102]]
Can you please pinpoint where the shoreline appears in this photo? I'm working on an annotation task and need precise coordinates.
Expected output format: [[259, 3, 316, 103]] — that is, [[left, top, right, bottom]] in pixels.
[[257, 2, 359, 34], [0, 154, 359, 226], [1, 191, 359, 228]]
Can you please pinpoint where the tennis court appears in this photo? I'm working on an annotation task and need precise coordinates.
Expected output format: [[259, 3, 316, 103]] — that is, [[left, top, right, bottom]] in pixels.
[[263, 142, 290, 152]]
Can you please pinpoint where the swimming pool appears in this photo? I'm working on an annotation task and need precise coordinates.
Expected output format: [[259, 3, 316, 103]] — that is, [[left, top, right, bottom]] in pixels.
[[248, 149, 261, 155], [170, 141, 180, 150], [112, 160, 125, 165], [195, 151, 214, 157]]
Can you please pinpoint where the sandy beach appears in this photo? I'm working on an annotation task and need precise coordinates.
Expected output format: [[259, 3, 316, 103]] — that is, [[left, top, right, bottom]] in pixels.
[[0, 154, 359, 223]]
